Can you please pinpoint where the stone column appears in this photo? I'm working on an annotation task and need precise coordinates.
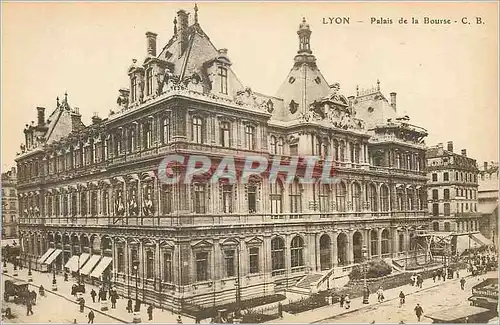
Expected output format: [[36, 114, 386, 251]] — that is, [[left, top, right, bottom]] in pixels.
[[263, 235, 272, 274], [331, 231, 338, 267], [391, 227, 398, 257], [377, 228, 382, 257], [315, 233, 321, 271], [347, 230, 354, 264]]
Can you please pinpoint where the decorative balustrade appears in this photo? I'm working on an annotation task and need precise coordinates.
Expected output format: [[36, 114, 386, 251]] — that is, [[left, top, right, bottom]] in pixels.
[[18, 209, 429, 228]]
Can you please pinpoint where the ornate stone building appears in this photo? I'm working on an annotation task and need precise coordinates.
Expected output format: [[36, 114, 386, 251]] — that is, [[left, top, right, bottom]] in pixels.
[[16, 6, 429, 312], [478, 161, 498, 246], [2, 167, 19, 239]]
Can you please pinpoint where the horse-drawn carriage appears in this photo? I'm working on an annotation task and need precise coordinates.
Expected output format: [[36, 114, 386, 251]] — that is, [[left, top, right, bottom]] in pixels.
[[4, 280, 29, 304]]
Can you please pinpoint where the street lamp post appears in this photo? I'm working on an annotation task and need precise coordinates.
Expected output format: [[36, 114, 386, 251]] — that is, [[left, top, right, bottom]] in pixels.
[[3, 258, 8, 274], [132, 260, 141, 323], [28, 256, 33, 282], [362, 245, 369, 304], [52, 264, 58, 291]]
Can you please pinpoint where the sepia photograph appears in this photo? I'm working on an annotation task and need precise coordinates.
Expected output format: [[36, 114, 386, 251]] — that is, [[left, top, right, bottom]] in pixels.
[[1, 1, 498, 324]]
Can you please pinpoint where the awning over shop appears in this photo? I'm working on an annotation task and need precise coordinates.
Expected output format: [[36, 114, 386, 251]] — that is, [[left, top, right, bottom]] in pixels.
[[80, 255, 101, 275], [90, 256, 112, 278], [471, 233, 495, 247], [43, 249, 62, 265], [37, 248, 55, 264], [78, 253, 91, 270], [456, 234, 481, 254], [64, 255, 79, 272]]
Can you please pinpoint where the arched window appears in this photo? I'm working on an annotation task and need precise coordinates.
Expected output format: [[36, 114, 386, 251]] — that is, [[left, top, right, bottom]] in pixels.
[[381, 185, 389, 212], [349, 142, 355, 162], [318, 184, 330, 213], [129, 125, 136, 152], [270, 181, 283, 216], [289, 179, 302, 215], [351, 182, 361, 212], [370, 230, 378, 256], [271, 237, 285, 272], [339, 141, 345, 161], [290, 236, 304, 268], [144, 121, 152, 149], [396, 154, 402, 169], [270, 136, 277, 154], [397, 191, 405, 211], [354, 144, 361, 164], [433, 222, 440, 231], [336, 182, 346, 212], [407, 189, 414, 210], [315, 136, 322, 156]]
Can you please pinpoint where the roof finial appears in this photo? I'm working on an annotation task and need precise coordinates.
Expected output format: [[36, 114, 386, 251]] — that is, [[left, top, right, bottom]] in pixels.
[[194, 3, 199, 24], [377, 79, 380, 91], [56, 96, 60, 107], [64, 91, 68, 102], [173, 17, 178, 35], [356, 85, 359, 96]]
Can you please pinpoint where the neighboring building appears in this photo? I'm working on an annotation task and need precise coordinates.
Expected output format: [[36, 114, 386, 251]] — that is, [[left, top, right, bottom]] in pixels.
[[478, 161, 498, 247], [2, 167, 19, 239], [426, 141, 481, 234], [16, 7, 429, 312]]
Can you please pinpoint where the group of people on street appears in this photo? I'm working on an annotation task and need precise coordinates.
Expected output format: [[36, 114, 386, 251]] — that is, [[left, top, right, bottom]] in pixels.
[[468, 253, 497, 275], [339, 294, 351, 309], [410, 273, 424, 288]]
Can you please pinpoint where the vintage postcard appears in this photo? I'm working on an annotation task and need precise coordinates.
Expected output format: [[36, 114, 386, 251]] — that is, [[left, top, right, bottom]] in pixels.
[[1, 1, 498, 324]]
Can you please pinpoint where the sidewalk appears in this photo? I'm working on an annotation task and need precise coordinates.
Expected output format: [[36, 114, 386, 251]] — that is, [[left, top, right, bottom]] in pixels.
[[269, 267, 473, 324], [2, 263, 198, 324]]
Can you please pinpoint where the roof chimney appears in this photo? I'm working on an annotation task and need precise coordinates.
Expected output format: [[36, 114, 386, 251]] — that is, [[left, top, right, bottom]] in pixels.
[[447, 141, 453, 152], [437, 143, 443, 149], [461, 149, 467, 157], [146, 32, 157, 56], [177, 9, 189, 57], [484, 161, 488, 170], [92, 112, 102, 125], [390, 92, 397, 110], [36, 107, 46, 126]]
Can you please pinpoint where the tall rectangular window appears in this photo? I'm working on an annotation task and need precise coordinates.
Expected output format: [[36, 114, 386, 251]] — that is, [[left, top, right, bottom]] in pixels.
[[220, 121, 231, 147], [146, 250, 154, 279], [194, 184, 206, 214], [432, 189, 438, 200], [245, 125, 256, 150], [224, 250, 235, 277], [196, 252, 208, 282], [249, 247, 259, 274], [444, 189, 450, 200], [269, 182, 282, 215], [163, 252, 172, 283], [192, 117, 203, 144], [432, 203, 439, 216], [444, 203, 450, 216], [432, 173, 437, 182], [90, 191, 97, 216], [162, 117, 170, 145], [444, 172, 449, 181], [117, 247, 125, 273], [218, 67, 228, 94], [222, 185, 233, 213], [162, 185, 173, 214], [319, 184, 330, 212], [277, 137, 284, 155], [248, 185, 257, 213], [143, 122, 152, 149], [146, 69, 153, 96]]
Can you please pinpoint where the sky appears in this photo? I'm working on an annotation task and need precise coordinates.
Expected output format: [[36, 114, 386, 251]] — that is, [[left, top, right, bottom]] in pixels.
[[2, 1, 498, 171]]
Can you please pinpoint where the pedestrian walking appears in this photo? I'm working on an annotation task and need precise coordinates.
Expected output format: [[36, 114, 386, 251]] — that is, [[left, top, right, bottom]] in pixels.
[[97, 288, 102, 302], [399, 291, 405, 307], [177, 315, 183, 324], [344, 295, 351, 309], [64, 272, 69, 281], [414, 303, 424, 322], [376, 287, 384, 302], [432, 272, 436, 283], [90, 289, 97, 303], [340, 294, 345, 307], [110, 293, 117, 309], [460, 278, 466, 290], [127, 298, 133, 313], [26, 299, 34, 316], [72, 284, 77, 297], [88, 310, 95, 324], [79, 298, 86, 313], [39, 285, 45, 297], [147, 305, 153, 321]]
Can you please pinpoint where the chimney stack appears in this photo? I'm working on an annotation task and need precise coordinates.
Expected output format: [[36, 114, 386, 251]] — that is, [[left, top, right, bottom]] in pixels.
[[390, 92, 397, 110], [177, 9, 189, 56], [146, 32, 157, 56], [484, 161, 488, 170], [447, 141, 453, 152], [92, 112, 102, 125], [437, 143, 443, 150], [461, 149, 467, 157], [37, 107, 46, 126]]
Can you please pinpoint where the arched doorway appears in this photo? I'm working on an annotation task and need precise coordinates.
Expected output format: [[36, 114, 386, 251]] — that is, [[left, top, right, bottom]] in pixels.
[[319, 234, 331, 270], [337, 233, 348, 266], [81, 235, 90, 253], [353, 231, 363, 263]]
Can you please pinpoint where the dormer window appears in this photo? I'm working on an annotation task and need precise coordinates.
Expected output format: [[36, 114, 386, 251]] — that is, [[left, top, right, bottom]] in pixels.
[[146, 69, 153, 96], [131, 77, 137, 102], [218, 67, 228, 94]]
